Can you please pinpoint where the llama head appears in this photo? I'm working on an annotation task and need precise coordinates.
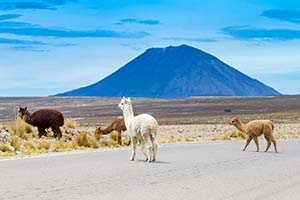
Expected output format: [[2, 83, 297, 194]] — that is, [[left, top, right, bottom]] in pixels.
[[94, 126, 102, 140], [230, 117, 240, 126], [18, 106, 28, 119], [118, 97, 131, 111]]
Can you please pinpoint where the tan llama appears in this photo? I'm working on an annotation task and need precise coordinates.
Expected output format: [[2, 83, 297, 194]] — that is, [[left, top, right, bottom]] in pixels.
[[230, 117, 278, 153]]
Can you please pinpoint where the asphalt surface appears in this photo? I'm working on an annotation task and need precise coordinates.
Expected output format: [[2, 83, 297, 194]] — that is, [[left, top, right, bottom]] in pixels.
[[1, 140, 300, 200]]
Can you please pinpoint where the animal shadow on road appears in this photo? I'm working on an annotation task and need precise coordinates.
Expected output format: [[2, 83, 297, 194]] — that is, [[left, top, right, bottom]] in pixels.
[[136, 159, 170, 164], [244, 150, 281, 154]]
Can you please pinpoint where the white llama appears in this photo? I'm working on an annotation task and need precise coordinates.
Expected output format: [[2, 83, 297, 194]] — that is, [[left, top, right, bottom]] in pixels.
[[118, 97, 158, 162]]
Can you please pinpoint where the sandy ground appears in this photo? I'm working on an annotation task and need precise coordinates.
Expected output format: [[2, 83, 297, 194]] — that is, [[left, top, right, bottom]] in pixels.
[[1, 140, 300, 200], [157, 123, 300, 141], [81, 123, 300, 143]]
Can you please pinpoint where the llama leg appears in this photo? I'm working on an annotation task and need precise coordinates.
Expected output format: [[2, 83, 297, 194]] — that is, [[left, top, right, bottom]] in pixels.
[[270, 135, 278, 153], [253, 136, 259, 152], [264, 135, 272, 152], [117, 131, 122, 145], [152, 137, 158, 162], [145, 135, 153, 162], [37, 127, 47, 138], [243, 136, 253, 151], [140, 139, 149, 161], [130, 137, 137, 161], [51, 125, 62, 139]]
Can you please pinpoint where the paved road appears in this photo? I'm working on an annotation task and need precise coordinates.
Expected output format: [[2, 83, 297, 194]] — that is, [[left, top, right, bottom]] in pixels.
[[1, 140, 300, 200]]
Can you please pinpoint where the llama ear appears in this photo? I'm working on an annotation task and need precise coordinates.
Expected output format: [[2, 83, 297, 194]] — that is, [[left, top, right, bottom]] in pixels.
[[126, 97, 131, 102]]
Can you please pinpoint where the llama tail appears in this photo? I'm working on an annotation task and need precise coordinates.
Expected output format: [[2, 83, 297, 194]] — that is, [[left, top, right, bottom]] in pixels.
[[269, 121, 275, 131], [149, 127, 158, 143]]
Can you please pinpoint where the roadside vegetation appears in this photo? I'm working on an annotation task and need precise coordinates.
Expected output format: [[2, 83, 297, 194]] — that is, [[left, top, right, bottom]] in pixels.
[[0, 118, 127, 157]]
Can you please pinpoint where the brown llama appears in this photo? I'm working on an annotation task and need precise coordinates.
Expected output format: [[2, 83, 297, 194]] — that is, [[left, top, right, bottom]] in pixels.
[[94, 117, 126, 145], [18, 107, 64, 139], [230, 117, 278, 153]]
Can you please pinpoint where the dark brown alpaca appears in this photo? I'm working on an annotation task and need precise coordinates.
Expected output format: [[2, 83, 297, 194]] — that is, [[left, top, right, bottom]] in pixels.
[[18, 107, 64, 139], [94, 117, 126, 145]]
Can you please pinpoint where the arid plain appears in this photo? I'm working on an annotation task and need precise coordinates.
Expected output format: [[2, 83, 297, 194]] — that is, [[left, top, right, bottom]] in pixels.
[[1, 96, 300, 144]]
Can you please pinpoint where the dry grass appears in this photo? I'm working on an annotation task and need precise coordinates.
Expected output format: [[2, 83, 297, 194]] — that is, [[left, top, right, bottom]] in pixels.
[[65, 119, 78, 129], [54, 140, 70, 152], [10, 136, 22, 151], [122, 137, 131, 146], [74, 131, 90, 147], [13, 117, 34, 138], [229, 131, 247, 140], [2, 152, 16, 157], [98, 137, 119, 148], [0, 143, 15, 152], [23, 141, 39, 155], [89, 138, 100, 149], [1, 117, 35, 139], [109, 131, 119, 142], [37, 139, 52, 151], [0, 118, 136, 157]]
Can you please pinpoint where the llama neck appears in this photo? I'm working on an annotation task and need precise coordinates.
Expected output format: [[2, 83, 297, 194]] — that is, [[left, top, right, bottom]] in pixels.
[[23, 111, 33, 125], [100, 125, 114, 134], [235, 121, 247, 133], [122, 105, 134, 128]]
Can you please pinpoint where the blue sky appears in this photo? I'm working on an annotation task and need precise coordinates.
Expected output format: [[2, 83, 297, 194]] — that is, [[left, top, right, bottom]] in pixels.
[[0, 0, 300, 96]]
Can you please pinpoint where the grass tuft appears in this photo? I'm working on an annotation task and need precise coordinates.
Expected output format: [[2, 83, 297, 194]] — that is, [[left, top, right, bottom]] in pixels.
[[65, 119, 77, 129], [14, 117, 34, 137], [0, 143, 15, 152], [89, 138, 100, 149], [2, 151, 16, 157], [221, 135, 231, 141], [37, 139, 52, 151], [74, 131, 90, 147], [54, 140, 69, 152], [229, 131, 247, 140], [10, 136, 22, 151], [23, 141, 38, 155], [109, 131, 119, 142]]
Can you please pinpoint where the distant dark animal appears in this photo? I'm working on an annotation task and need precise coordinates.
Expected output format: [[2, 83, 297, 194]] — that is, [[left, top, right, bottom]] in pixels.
[[18, 107, 64, 139], [94, 117, 127, 145], [224, 109, 232, 113]]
